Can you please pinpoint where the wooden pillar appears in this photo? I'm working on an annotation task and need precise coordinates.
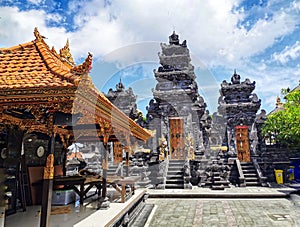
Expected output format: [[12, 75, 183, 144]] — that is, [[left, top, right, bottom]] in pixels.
[[102, 133, 109, 198], [125, 151, 129, 177], [40, 133, 55, 227]]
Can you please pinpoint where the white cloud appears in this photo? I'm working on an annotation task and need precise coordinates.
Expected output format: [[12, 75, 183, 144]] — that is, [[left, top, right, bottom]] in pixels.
[[0, 7, 67, 50], [272, 41, 300, 64], [27, 0, 44, 5], [1, 0, 300, 114]]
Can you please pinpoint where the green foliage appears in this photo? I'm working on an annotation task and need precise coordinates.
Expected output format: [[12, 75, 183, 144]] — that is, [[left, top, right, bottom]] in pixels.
[[262, 89, 300, 146]]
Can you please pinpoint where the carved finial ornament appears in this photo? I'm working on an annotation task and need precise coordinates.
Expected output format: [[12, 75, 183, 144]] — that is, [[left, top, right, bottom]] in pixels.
[[60, 39, 75, 66], [276, 96, 283, 108], [71, 52, 93, 75], [34, 27, 45, 41]]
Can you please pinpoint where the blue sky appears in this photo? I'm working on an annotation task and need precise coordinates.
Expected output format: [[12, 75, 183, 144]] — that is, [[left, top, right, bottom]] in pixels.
[[1, 0, 300, 115]]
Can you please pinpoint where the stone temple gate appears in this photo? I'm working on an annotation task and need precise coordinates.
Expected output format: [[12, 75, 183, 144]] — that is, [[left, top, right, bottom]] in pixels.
[[144, 31, 208, 161]]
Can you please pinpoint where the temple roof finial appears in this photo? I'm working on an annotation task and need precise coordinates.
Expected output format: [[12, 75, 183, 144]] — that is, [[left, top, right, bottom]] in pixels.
[[169, 31, 179, 45], [231, 69, 240, 84], [276, 96, 283, 108], [59, 39, 75, 66], [71, 52, 93, 75], [116, 78, 125, 92], [34, 27, 46, 41]]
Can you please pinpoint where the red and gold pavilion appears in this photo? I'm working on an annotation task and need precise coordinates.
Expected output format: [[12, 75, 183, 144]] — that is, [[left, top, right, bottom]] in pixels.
[[0, 28, 151, 224]]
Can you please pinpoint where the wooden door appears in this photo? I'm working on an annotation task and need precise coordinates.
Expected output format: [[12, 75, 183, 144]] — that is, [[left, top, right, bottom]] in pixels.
[[235, 125, 250, 162], [113, 142, 123, 164], [169, 117, 185, 160]]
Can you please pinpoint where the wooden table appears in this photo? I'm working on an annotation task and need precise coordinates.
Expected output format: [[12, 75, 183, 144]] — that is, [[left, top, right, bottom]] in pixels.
[[53, 175, 140, 204], [53, 176, 102, 204], [111, 176, 140, 203]]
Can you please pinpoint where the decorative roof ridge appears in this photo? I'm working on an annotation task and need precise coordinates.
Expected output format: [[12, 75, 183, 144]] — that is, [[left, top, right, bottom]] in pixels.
[[71, 52, 93, 75], [33, 28, 82, 85], [34, 40, 77, 82], [0, 41, 35, 52]]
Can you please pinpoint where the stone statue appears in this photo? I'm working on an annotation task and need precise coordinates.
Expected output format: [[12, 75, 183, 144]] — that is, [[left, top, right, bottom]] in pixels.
[[158, 136, 168, 161]]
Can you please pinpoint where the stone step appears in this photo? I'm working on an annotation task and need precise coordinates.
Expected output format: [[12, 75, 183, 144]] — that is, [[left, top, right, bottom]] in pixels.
[[129, 204, 155, 227], [213, 180, 230, 185], [169, 160, 185, 163], [246, 181, 260, 186], [167, 175, 183, 180], [165, 184, 184, 189], [211, 185, 226, 190], [168, 169, 183, 173], [244, 173, 257, 177], [166, 179, 184, 184], [167, 174, 183, 179], [242, 169, 256, 173], [245, 177, 260, 181], [168, 162, 184, 166], [168, 166, 184, 170]]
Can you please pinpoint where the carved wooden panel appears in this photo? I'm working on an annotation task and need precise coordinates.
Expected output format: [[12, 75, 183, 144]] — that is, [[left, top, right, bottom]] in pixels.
[[235, 125, 250, 162], [113, 141, 123, 164], [169, 117, 185, 160]]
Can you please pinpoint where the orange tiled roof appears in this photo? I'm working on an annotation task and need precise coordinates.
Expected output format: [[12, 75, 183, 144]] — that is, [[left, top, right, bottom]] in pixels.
[[0, 30, 81, 90], [0, 28, 151, 142]]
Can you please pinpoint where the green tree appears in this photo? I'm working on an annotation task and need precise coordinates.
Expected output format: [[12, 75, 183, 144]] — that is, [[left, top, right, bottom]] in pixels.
[[262, 89, 300, 146]]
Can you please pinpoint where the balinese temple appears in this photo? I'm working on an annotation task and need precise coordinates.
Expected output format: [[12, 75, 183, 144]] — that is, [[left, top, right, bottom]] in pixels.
[[0, 28, 151, 223], [145, 31, 207, 161]]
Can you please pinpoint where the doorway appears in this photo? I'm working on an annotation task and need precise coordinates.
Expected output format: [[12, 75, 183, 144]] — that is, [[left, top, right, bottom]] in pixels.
[[235, 125, 250, 162], [169, 117, 185, 160]]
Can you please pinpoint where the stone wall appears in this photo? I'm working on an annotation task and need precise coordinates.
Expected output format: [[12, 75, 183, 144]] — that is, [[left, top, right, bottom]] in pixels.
[[258, 145, 300, 182]]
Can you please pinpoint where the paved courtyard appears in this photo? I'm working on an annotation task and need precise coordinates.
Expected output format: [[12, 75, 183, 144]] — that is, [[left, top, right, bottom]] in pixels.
[[146, 197, 300, 227]]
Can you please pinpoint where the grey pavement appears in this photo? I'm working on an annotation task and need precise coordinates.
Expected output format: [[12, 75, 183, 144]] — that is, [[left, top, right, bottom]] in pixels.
[[144, 186, 300, 227], [145, 198, 300, 227]]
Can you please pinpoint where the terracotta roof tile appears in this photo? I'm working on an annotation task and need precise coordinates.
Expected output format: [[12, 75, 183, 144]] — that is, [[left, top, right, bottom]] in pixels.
[[0, 39, 76, 90]]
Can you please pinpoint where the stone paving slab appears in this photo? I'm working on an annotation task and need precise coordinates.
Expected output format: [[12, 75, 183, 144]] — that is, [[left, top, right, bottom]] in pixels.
[[146, 198, 300, 227]]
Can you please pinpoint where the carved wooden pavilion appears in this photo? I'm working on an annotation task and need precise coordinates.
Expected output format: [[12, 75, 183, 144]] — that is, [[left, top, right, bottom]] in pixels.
[[0, 28, 151, 225]]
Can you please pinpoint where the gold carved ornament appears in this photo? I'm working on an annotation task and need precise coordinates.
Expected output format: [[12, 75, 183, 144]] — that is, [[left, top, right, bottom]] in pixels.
[[59, 39, 75, 66], [71, 52, 93, 75], [43, 154, 54, 180]]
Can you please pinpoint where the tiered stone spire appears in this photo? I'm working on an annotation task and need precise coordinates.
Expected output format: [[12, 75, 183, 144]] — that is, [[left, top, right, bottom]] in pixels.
[[218, 70, 261, 153], [146, 31, 208, 159]]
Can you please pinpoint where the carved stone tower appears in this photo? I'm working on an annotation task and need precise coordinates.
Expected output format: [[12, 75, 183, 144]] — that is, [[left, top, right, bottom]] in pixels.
[[145, 32, 207, 160], [218, 70, 261, 161]]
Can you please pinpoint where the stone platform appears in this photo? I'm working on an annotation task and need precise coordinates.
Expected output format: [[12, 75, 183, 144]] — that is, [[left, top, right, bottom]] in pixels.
[[148, 185, 297, 199]]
